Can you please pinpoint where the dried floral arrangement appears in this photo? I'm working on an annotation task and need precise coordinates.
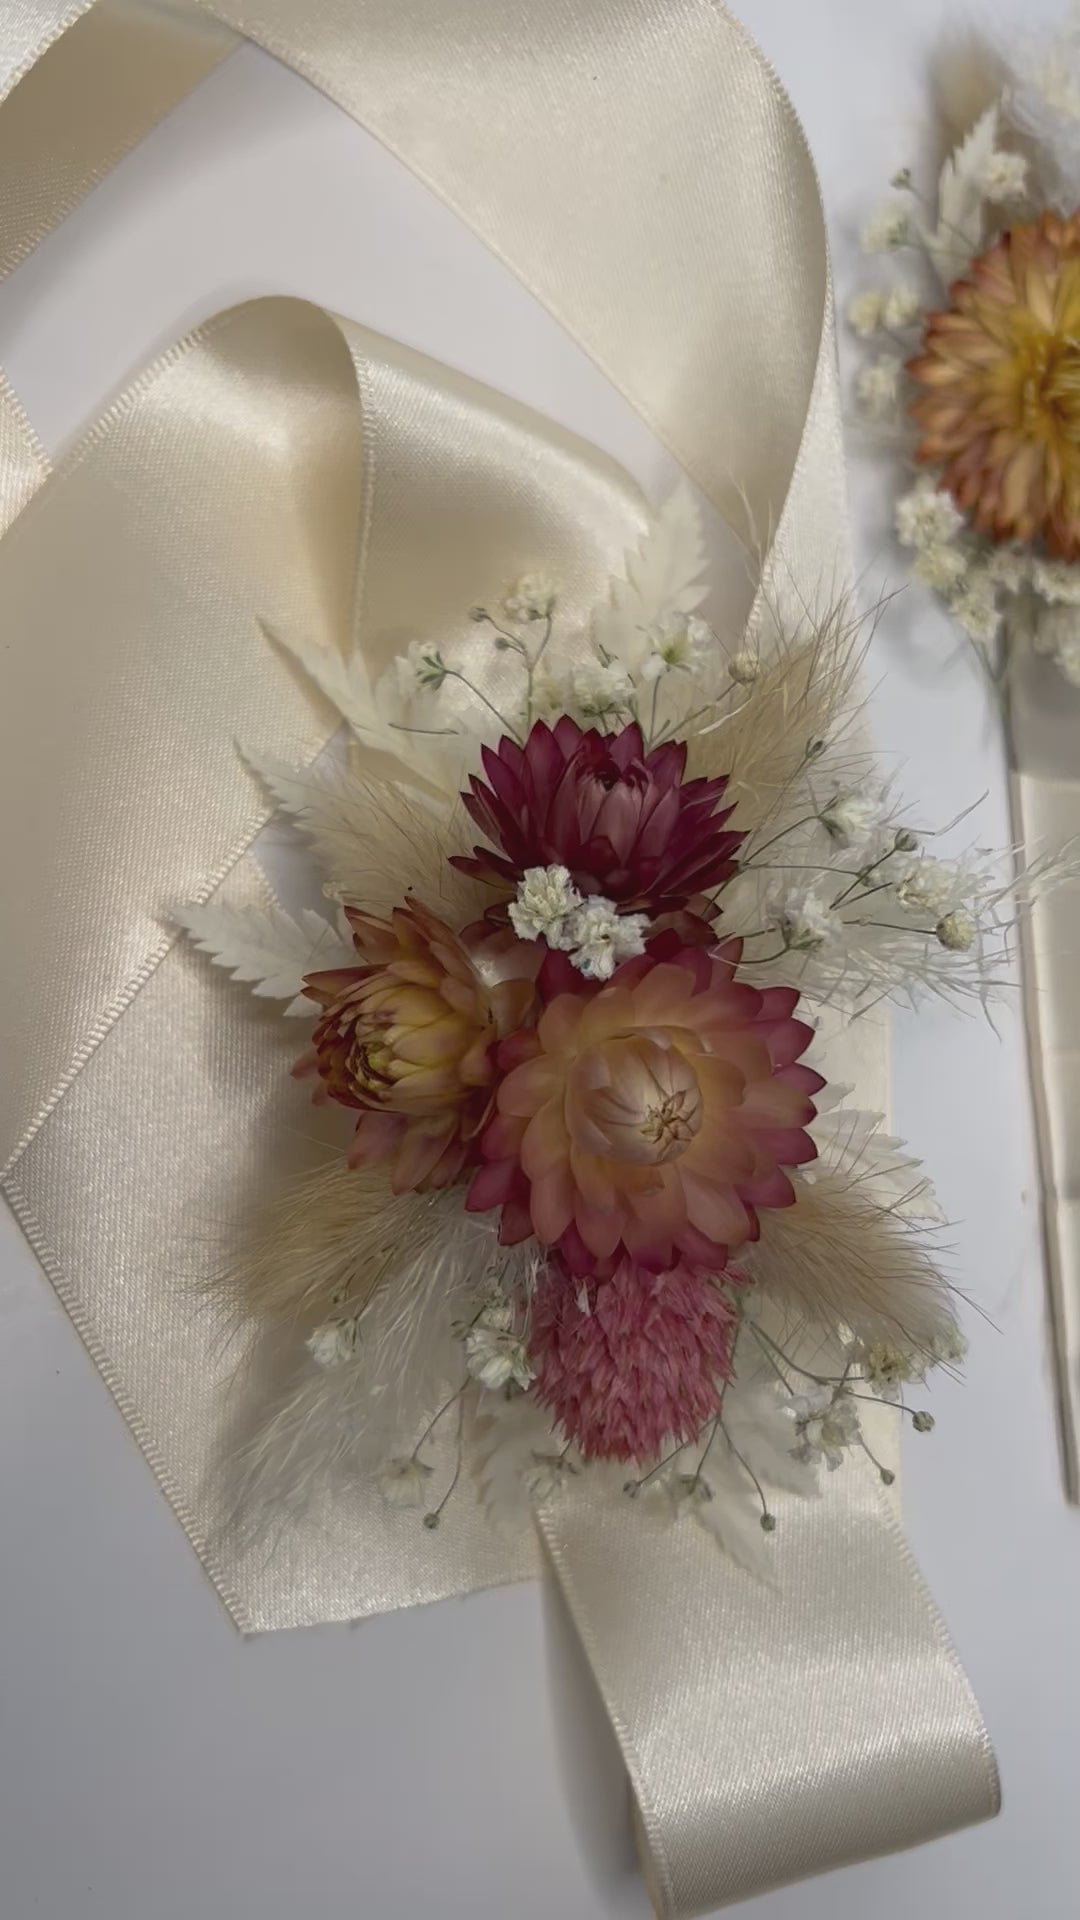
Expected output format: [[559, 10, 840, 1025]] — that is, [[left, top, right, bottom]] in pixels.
[[848, 12, 1080, 690], [178, 485, 1048, 1576]]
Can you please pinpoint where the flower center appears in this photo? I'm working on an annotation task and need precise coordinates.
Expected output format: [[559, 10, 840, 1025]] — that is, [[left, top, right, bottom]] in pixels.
[[576, 1034, 704, 1165], [1015, 329, 1080, 439], [638, 1088, 701, 1158], [351, 1027, 394, 1091]]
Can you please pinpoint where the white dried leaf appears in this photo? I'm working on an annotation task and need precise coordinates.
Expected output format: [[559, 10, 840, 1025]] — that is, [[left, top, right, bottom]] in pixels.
[[175, 900, 351, 1013], [241, 746, 431, 882], [476, 1394, 565, 1533], [691, 1471, 780, 1581], [1004, 18, 1080, 213], [591, 481, 708, 673], [242, 749, 485, 923], [809, 1102, 945, 1223], [719, 1376, 818, 1501], [925, 104, 1000, 285], [663, 1379, 817, 1581], [263, 620, 387, 746]]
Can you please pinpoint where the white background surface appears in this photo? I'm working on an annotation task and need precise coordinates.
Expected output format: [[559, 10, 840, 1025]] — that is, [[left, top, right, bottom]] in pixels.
[[1, 3, 1077, 1916]]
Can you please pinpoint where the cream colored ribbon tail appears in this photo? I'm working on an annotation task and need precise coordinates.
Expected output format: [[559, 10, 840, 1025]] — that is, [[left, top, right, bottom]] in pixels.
[[0, 2, 999, 1911], [1009, 653, 1080, 1496]]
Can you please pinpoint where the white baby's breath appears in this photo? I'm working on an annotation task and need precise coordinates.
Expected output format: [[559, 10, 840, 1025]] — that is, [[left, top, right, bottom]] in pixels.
[[927, 1325, 968, 1367], [640, 614, 712, 682], [985, 546, 1030, 591], [1032, 558, 1080, 607], [847, 290, 886, 336], [949, 569, 1001, 645], [854, 1339, 928, 1402], [894, 855, 964, 918], [856, 356, 904, 420], [377, 1456, 434, 1509], [394, 638, 449, 694], [767, 884, 836, 954], [566, 897, 649, 980], [861, 205, 912, 252], [789, 1389, 860, 1471], [1055, 635, 1080, 688], [882, 285, 923, 329], [894, 480, 965, 551], [530, 666, 567, 720], [819, 787, 881, 848], [977, 149, 1029, 203], [913, 543, 969, 593], [306, 1316, 362, 1369], [936, 908, 976, 952], [510, 866, 648, 978], [727, 648, 760, 685], [465, 1304, 534, 1392], [570, 657, 634, 719], [509, 865, 582, 946], [502, 573, 555, 622]]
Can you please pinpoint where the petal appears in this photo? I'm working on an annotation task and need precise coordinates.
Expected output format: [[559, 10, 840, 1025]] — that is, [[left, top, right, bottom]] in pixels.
[[531, 1167, 576, 1243], [499, 1056, 563, 1117], [347, 1110, 405, 1168], [391, 1118, 457, 1192], [574, 1193, 626, 1259], [678, 1168, 752, 1246], [521, 1103, 571, 1180], [467, 1158, 519, 1211]]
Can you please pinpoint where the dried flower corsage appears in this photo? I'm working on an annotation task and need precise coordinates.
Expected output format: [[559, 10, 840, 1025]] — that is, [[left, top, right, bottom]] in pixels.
[[848, 13, 1080, 688], [179, 484, 1053, 1576]]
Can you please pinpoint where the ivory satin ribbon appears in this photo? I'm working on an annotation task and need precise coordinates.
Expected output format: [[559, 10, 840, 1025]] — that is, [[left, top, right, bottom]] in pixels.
[[0, 3, 1000, 1912], [1010, 656, 1080, 1496]]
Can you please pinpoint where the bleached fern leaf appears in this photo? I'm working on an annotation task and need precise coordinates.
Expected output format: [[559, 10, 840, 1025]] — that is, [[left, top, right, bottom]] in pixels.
[[720, 1376, 817, 1501], [924, 104, 999, 284], [262, 625, 465, 800], [241, 749, 344, 826], [688, 1381, 817, 1580], [241, 747, 418, 893], [262, 620, 390, 745], [808, 1100, 945, 1224], [476, 1394, 568, 1534], [176, 901, 351, 1013], [242, 748, 484, 921], [592, 481, 708, 673], [690, 1474, 781, 1580]]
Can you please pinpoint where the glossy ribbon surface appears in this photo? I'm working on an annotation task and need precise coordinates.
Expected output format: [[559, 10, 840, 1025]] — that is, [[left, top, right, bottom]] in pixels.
[[0, 4, 999, 1912]]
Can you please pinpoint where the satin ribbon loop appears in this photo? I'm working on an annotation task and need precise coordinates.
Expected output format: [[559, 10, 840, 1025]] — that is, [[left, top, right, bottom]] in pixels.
[[0, 5, 1000, 1913]]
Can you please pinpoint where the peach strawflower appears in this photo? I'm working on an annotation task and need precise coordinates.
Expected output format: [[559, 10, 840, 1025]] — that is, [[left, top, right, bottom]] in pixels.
[[300, 901, 538, 1193], [467, 938, 823, 1274], [909, 211, 1080, 557], [529, 1255, 741, 1461]]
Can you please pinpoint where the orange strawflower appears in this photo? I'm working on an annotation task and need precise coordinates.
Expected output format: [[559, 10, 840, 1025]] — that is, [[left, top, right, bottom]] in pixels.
[[300, 902, 538, 1193], [908, 211, 1080, 558]]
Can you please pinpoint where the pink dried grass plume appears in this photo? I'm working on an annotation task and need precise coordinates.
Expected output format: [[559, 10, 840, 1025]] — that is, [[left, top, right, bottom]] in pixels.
[[529, 1256, 740, 1461]]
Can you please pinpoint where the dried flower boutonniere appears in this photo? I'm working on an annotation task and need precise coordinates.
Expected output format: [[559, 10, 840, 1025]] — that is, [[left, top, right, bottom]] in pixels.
[[849, 14, 1080, 688], [178, 484, 1059, 1575]]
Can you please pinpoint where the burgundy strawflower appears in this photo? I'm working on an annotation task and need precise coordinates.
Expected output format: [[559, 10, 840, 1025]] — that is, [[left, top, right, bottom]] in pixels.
[[450, 717, 743, 915], [529, 1256, 740, 1461]]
